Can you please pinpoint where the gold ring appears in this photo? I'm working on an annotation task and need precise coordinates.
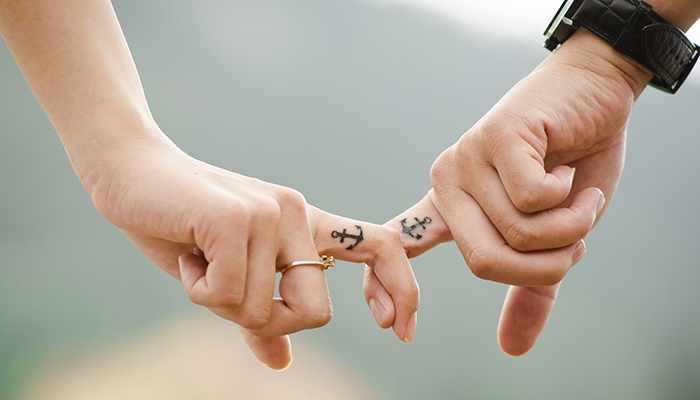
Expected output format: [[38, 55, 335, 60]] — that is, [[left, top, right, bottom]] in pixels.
[[279, 255, 335, 274]]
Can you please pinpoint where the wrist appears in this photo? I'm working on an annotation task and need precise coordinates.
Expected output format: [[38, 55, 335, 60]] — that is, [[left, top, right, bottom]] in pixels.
[[63, 114, 179, 194], [549, 29, 653, 99], [543, 0, 699, 94]]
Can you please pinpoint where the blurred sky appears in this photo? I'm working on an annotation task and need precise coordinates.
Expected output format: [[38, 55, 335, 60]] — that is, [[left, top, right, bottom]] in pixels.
[[371, 0, 700, 84]]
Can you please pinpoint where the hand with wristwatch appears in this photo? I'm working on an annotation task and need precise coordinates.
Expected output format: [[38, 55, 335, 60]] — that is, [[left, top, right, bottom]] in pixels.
[[405, 0, 699, 355]]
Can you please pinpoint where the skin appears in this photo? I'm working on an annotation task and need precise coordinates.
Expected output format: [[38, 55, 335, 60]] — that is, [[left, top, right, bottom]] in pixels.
[[0, 0, 551, 370], [384, 194, 560, 357], [0, 0, 421, 370], [2, 0, 697, 369], [418, 0, 700, 355]]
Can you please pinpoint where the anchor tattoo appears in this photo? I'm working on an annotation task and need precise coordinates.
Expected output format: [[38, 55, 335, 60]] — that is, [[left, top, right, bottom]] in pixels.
[[331, 225, 364, 250], [400, 217, 432, 240]]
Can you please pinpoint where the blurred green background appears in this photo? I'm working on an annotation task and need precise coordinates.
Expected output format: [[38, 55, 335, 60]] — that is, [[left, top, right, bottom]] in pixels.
[[2, 0, 700, 398]]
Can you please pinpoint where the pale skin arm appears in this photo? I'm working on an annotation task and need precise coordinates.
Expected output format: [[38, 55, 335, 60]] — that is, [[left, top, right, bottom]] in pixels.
[[0, 0, 420, 370]]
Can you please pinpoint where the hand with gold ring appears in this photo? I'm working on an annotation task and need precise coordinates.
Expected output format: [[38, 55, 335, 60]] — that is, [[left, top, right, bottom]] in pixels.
[[77, 145, 420, 370], [83, 144, 418, 371], [236, 205, 420, 369], [1, 0, 418, 370]]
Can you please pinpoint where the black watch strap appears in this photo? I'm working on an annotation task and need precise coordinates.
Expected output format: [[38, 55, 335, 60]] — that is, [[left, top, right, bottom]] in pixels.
[[544, 0, 699, 94]]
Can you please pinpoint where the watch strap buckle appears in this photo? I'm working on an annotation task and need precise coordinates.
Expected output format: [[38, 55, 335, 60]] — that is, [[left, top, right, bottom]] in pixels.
[[544, 0, 581, 51]]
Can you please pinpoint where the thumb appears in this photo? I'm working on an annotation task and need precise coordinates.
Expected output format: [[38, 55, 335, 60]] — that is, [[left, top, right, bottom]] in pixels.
[[385, 191, 453, 259], [497, 283, 561, 356], [239, 327, 293, 371]]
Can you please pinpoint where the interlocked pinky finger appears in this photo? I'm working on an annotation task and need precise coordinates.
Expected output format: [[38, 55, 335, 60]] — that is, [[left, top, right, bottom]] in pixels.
[[363, 264, 396, 329], [307, 205, 419, 342]]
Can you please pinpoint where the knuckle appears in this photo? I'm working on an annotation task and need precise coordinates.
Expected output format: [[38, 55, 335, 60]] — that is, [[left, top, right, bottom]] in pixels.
[[430, 133, 489, 199], [453, 134, 478, 161], [185, 291, 206, 307], [277, 187, 308, 213], [430, 142, 476, 190], [466, 248, 496, 281], [218, 197, 252, 226], [376, 225, 403, 248], [538, 266, 567, 286], [504, 221, 538, 251], [512, 188, 544, 213], [389, 274, 421, 307], [237, 308, 271, 330], [252, 195, 282, 225], [407, 281, 421, 305], [429, 150, 452, 190], [214, 291, 245, 309], [299, 301, 333, 329]]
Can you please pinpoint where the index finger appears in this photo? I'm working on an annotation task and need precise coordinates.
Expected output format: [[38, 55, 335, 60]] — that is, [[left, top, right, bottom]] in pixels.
[[430, 186, 585, 286]]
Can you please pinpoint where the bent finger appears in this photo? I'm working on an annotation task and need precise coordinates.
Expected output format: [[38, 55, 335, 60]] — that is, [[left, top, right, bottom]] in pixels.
[[486, 130, 574, 213], [123, 231, 193, 279], [430, 187, 585, 286], [246, 203, 333, 337], [497, 283, 561, 356], [179, 251, 209, 303], [184, 213, 249, 307], [309, 206, 419, 343], [362, 264, 396, 330], [466, 161, 603, 251], [232, 213, 278, 330], [239, 326, 293, 371]]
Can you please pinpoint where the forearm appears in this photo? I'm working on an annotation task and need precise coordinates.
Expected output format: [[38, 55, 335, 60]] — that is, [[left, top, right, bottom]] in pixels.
[[0, 0, 170, 189]]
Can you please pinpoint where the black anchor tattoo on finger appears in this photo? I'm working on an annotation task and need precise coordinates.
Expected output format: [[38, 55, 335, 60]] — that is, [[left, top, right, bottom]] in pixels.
[[331, 225, 364, 250], [400, 217, 432, 240]]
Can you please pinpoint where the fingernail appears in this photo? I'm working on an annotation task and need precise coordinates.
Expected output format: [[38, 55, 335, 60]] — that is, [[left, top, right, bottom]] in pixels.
[[369, 298, 385, 326], [595, 193, 606, 215], [403, 312, 417, 343], [571, 240, 586, 265]]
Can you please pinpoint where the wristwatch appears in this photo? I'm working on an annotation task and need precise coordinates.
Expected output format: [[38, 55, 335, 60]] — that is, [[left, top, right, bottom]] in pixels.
[[543, 0, 699, 94]]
